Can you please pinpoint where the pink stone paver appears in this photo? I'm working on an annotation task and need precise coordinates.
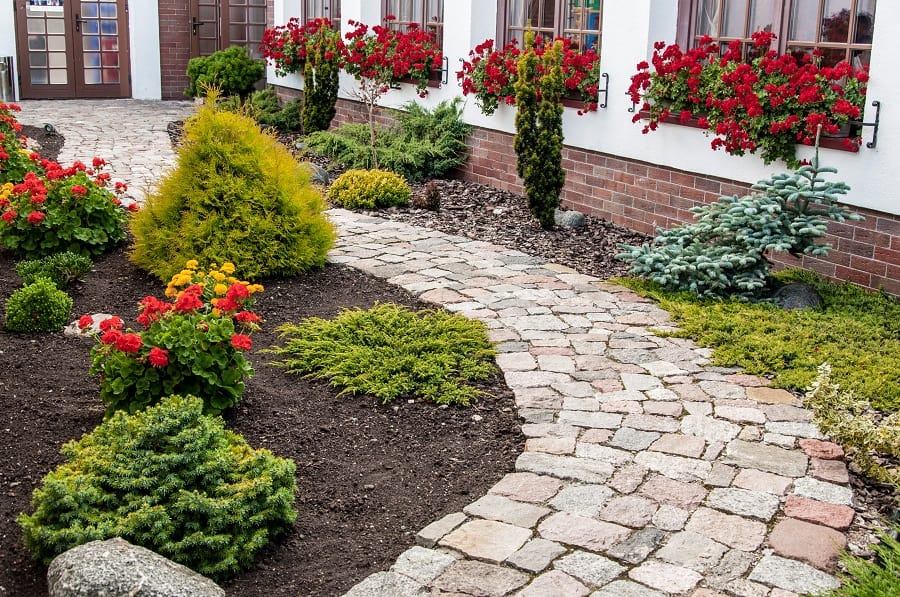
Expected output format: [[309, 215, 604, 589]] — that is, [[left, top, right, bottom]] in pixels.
[[799, 438, 846, 460], [783, 495, 855, 530], [768, 518, 848, 570]]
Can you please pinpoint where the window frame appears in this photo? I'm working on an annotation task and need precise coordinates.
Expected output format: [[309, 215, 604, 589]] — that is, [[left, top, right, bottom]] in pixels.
[[678, 0, 876, 66], [302, 0, 341, 28], [497, 0, 603, 53]]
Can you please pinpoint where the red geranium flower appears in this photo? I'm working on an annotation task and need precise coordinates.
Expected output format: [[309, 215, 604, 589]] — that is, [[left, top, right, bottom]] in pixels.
[[26, 211, 45, 225], [147, 346, 169, 367], [235, 310, 261, 324], [99, 316, 123, 331], [78, 314, 94, 329], [174, 291, 203, 313], [231, 334, 253, 351], [71, 185, 88, 196], [115, 333, 143, 353]]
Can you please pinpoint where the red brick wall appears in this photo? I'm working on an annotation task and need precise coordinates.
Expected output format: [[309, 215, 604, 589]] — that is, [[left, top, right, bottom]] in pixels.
[[158, 1, 193, 100], [299, 93, 900, 295]]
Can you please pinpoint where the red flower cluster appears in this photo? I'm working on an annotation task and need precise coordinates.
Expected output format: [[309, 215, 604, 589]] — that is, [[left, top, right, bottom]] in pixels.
[[261, 17, 341, 77], [458, 37, 601, 115], [628, 31, 869, 166]]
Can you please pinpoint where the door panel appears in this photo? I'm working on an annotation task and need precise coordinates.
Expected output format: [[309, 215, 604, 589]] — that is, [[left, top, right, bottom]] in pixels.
[[14, 0, 131, 99], [191, 0, 267, 59]]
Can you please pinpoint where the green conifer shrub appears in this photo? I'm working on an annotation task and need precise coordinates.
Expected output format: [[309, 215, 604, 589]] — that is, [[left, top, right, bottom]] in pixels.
[[301, 19, 341, 134], [15, 251, 92, 288], [305, 99, 471, 182], [514, 33, 566, 229], [4, 278, 72, 332], [326, 169, 411, 209], [185, 46, 264, 99], [130, 97, 336, 282], [617, 152, 862, 298], [18, 394, 297, 580]]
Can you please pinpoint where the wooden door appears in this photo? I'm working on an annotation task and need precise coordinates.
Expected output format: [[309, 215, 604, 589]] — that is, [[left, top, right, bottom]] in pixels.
[[14, 0, 131, 99], [191, 0, 267, 58]]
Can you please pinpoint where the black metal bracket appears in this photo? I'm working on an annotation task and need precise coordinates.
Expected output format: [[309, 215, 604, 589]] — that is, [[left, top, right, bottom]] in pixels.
[[597, 72, 609, 109], [627, 97, 638, 113], [439, 56, 448, 86], [850, 100, 881, 149]]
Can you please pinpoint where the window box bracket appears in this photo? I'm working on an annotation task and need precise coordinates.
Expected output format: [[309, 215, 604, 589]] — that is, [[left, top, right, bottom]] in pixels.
[[851, 100, 881, 149]]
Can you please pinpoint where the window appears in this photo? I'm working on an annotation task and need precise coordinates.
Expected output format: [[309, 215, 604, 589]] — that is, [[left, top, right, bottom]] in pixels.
[[501, 0, 602, 52], [383, 0, 444, 47], [304, 0, 341, 28], [687, 0, 876, 67]]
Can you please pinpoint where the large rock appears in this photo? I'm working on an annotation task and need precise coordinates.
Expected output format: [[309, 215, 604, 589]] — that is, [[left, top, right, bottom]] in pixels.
[[48, 538, 224, 597], [554, 208, 587, 228], [772, 282, 823, 310]]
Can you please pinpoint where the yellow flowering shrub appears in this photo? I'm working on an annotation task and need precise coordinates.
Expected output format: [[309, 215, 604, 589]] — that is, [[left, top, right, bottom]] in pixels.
[[326, 168, 410, 210]]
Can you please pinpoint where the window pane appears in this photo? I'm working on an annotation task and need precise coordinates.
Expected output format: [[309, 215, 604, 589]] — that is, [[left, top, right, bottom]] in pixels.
[[822, 0, 853, 43], [749, 0, 777, 34], [695, 0, 722, 37], [564, 0, 601, 52], [855, 0, 876, 42], [722, 0, 749, 38], [790, 0, 819, 42]]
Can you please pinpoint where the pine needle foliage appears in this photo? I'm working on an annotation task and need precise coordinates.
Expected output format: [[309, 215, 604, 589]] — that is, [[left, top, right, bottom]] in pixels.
[[268, 303, 497, 406], [130, 95, 336, 282], [18, 394, 297, 580], [15, 251, 92, 288], [327, 169, 410, 209], [617, 152, 862, 298], [828, 524, 900, 597], [301, 20, 341, 134], [616, 269, 900, 411], [305, 99, 470, 182]]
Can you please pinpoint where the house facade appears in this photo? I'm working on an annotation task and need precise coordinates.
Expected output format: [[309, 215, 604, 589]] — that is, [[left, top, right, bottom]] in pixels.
[[1, 0, 897, 294]]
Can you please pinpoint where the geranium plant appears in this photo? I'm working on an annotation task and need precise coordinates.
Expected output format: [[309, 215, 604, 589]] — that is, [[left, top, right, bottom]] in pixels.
[[261, 17, 323, 77], [0, 157, 130, 258], [458, 37, 601, 115], [628, 31, 869, 167], [85, 260, 264, 417], [0, 102, 43, 185]]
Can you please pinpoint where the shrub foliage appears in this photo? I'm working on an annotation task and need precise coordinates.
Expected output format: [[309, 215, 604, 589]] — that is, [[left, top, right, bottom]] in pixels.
[[269, 303, 497, 406], [4, 278, 72, 332], [305, 99, 471, 182], [18, 394, 297, 580], [130, 98, 335, 282], [617, 153, 862, 298], [185, 46, 264, 98], [327, 168, 410, 209], [15, 251, 92, 288]]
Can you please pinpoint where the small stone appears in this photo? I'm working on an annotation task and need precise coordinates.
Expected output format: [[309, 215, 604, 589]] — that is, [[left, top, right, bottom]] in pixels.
[[464, 494, 551, 528], [639, 475, 707, 509], [611, 427, 660, 451], [765, 421, 825, 439], [656, 531, 728, 572], [526, 436, 577, 455], [798, 439, 845, 460], [642, 401, 683, 417], [522, 423, 581, 439], [763, 404, 813, 423], [685, 508, 767, 551], [343, 571, 424, 597], [549, 484, 615, 518], [417, 512, 467, 547], [764, 432, 797, 448], [608, 464, 649, 494], [538, 512, 632, 552], [810, 458, 850, 484], [732, 469, 792, 495], [490, 473, 562, 503], [714, 406, 767, 424], [558, 410, 624, 430], [600, 495, 658, 528], [516, 452, 613, 484], [746, 387, 802, 406], [564, 397, 601, 411], [623, 414, 681, 433], [738, 426, 764, 441], [681, 415, 740, 443], [652, 505, 691, 531], [575, 443, 634, 465], [590, 580, 666, 597], [579, 428, 614, 444], [769, 518, 847, 570], [705, 463, 736, 487], [698, 381, 745, 400], [634, 451, 712, 483], [783, 495, 855, 530], [650, 434, 706, 458], [507, 539, 566, 573], [706, 487, 781, 521], [391, 546, 458, 584], [723, 440, 808, 477], [554, 550, 625, 586], [439, 519, 532, 564], [628, 560, 703, 594], [621, 373, 663, 391], [432, 560, 530, 596], [748, 555, 840, 594], [607, 528, 666, 565], [793, 477, 853, 505]]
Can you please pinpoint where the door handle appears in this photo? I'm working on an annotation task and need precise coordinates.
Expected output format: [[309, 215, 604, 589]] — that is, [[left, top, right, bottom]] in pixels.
[[192, 17, 201, 35], [74, 13, 86, 33]]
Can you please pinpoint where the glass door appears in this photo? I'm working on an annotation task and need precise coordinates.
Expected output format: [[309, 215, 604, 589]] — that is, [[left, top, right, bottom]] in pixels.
[[14, 0, 131, 99]]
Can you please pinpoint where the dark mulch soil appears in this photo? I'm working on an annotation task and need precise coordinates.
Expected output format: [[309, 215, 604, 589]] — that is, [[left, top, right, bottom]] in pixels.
[[0, 244, 523, 596], [20, 124, 64, 164]]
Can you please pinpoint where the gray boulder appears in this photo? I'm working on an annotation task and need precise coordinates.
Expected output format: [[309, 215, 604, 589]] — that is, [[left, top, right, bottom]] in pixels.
[[554, 208, 586, 228], [48, 537, 224, 597], [772, 281, 824, 310]]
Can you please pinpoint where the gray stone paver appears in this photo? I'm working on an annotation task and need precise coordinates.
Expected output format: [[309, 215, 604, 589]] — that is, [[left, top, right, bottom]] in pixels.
[[24, 100, 855, 596]]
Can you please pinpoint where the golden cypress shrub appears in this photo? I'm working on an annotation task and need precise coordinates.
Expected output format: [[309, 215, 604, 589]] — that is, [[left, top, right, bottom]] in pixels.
[[130, 98, 335, 281]]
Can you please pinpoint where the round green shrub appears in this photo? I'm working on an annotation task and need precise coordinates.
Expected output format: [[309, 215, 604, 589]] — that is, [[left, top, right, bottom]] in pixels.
[[18, 394, 297, 580], [15, 251, 93, 288], [185, 45, 265, 98], [4, 278, 72, 332], [129, 99, 336, 282], [326, 169, 411, 210]]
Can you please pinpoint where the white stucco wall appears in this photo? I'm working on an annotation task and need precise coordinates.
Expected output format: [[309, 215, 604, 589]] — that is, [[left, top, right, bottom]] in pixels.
[[0, 3, 19, 100], [268, 0, 899, 216], [128, 2, 162, 99]]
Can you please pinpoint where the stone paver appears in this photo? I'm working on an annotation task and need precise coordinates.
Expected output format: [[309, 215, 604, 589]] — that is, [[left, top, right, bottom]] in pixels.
[[23, 100, 855, 596]]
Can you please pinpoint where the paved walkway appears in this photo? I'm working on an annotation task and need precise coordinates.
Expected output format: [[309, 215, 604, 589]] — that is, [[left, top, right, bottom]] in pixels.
[[13, 99, 857, 597]]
